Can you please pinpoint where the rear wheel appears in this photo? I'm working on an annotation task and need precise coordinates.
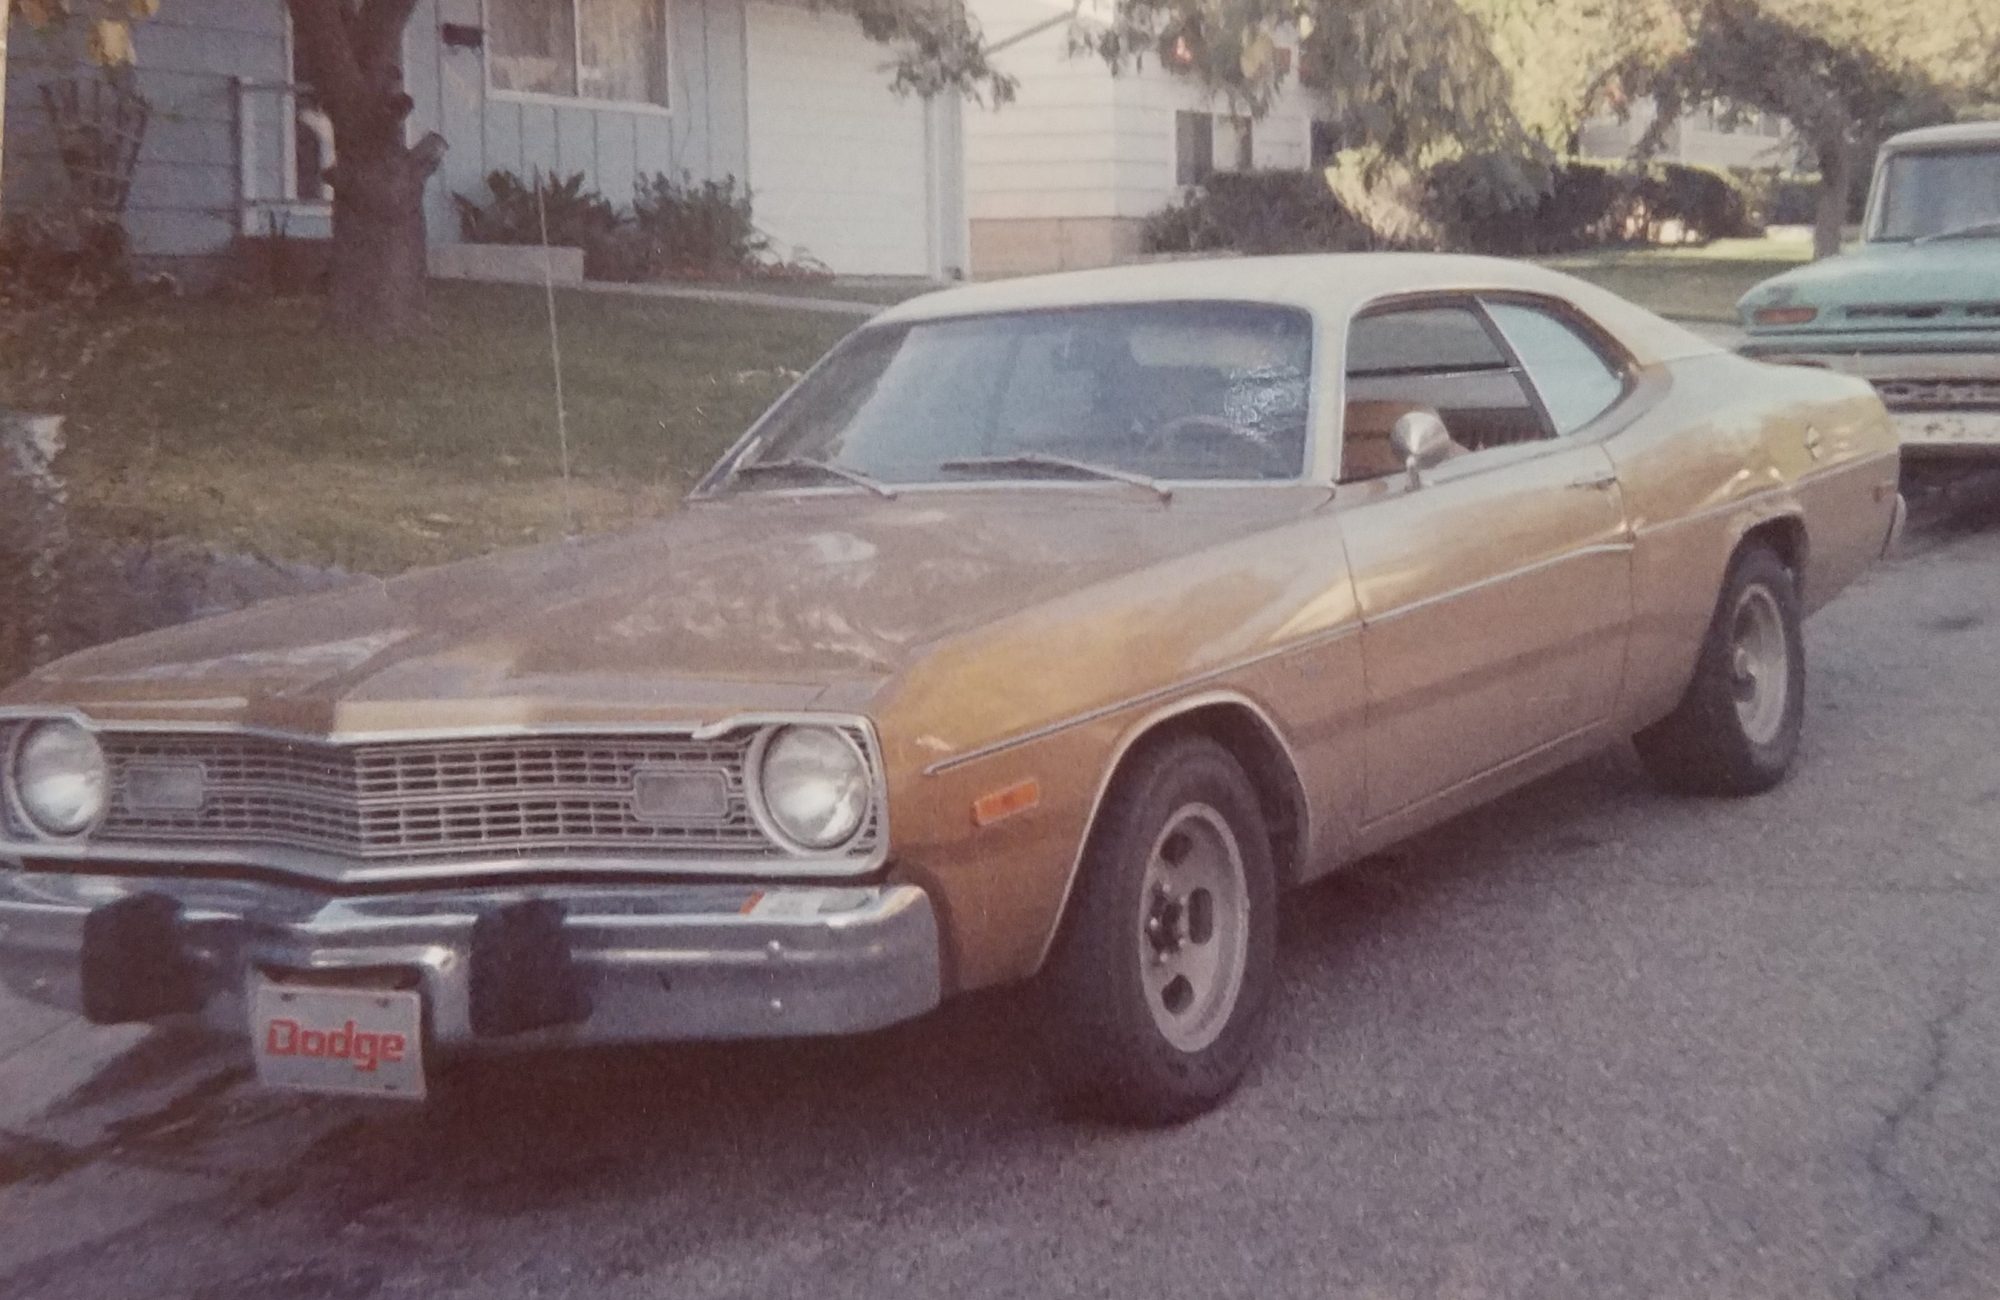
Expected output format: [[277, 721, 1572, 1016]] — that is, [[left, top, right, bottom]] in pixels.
[[1634, 542, 1804, 795], [1037, 735, 1277, 1125]]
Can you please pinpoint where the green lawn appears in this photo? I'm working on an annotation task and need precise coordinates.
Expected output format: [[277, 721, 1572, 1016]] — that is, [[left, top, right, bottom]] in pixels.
[[1537, 234, 1817, 323], [0, 282, 855, 573]]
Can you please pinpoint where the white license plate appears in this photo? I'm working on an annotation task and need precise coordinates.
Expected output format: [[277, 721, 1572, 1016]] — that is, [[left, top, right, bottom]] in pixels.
[[250, 978, 426, 1100], [1894, 410, 2000, 447]]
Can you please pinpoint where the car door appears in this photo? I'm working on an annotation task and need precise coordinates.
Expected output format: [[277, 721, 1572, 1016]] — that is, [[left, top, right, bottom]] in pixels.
[[1336, 297, 1636, 823]]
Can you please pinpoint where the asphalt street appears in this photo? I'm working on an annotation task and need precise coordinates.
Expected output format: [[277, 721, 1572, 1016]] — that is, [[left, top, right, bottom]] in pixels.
[[1, 483, 1997, 1300]]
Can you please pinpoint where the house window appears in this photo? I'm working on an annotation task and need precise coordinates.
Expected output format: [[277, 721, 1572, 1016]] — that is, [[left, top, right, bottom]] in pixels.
[[1175, 110, 1213, 187], [489, 0, 668, 107]]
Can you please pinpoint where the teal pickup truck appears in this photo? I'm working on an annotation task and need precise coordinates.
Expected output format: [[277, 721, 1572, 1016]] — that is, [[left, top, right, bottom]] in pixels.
[[1737, 121, 2000, 473]]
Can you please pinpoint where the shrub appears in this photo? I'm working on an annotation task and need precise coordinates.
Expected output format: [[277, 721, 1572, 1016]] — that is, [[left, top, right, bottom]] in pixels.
[[1646, 162, 1758, 242], [1142, 171, 1381, 256], [629, 173, 770, 278], [1422, 154, 1760, 252], [453, 169, 787, 282], [1765, 176, 1819, 225], [1423, 153, 1547, 253], [0, 213, 135, 302], [454, 170, 626, 279], [1423, 155, 1640, 255]]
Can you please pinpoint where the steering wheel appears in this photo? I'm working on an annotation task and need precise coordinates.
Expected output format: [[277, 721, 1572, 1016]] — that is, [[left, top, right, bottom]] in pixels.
[[1144, 413, 1273, 468]]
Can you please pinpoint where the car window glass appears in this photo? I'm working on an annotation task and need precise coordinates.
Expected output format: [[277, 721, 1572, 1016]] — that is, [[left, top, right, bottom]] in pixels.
[[1484, 302, 1627, 435], [995, 327, 1116, 446], [1341, 304, 1546, 479], [739, 303, 1314, 483], [1346, 307, 1507, 375]]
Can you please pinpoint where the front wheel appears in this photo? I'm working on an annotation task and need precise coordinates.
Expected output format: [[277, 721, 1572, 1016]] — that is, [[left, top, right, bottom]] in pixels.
[[1037, 735, 1277, 1125], [1634, 541, 1805, 796]]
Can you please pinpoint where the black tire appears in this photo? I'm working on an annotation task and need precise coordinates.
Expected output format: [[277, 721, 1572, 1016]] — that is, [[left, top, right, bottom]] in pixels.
[[1634, 541, 1805, 796], [1036, 734, 1278, 1125]]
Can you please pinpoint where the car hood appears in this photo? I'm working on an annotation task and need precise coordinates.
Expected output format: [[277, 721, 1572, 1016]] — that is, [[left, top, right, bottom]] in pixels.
[[5, 489, 1324, 735], [1738, 239, 2000, 331]]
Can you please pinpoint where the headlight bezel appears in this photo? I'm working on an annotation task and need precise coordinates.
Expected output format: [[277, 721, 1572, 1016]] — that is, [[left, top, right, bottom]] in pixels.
[[5, 718, 111, 841], [746, 723, 875, 855]]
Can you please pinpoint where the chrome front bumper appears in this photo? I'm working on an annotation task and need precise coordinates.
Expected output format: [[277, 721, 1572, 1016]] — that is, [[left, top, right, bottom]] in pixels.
[[0, 868, 941, 1048]]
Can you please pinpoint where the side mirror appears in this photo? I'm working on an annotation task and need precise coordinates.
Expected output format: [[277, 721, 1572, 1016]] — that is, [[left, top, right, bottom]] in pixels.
[[1390, 411, 1456, 489]]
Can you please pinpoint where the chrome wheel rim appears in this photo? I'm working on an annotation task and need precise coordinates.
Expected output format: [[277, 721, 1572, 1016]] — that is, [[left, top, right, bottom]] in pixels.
[[1729, 584, 1791, 746], [1137, 803, 1250, 1054]]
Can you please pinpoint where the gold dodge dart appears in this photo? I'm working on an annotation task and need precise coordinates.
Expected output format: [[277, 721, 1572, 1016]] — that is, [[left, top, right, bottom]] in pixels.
[[0, 255, 1904, 1121]]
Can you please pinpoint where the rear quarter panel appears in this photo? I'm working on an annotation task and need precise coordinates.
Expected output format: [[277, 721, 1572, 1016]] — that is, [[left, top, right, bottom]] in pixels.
[[1605, 353, 1896, 731]]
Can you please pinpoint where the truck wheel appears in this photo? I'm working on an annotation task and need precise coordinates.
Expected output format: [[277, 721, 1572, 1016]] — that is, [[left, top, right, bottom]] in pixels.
[[1038, 734, 1277, 1125], [1634, 541, 1804, 796]]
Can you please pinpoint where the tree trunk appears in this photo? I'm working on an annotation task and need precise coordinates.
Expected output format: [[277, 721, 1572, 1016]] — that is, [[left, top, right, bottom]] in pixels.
[[1813, 138, 1852, 261], [325, 131, 442, 337], [287, 0, 442, 339]]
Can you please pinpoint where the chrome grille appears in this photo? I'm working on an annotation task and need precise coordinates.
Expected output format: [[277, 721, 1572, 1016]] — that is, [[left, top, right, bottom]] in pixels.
[[73, 730, 880, 863], [1872, 378, 2000, 410], [1845, 302, 2000, 322]]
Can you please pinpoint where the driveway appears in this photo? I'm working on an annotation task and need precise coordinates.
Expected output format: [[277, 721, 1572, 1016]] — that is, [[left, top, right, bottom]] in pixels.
[[2, 489, 1997, 1300]]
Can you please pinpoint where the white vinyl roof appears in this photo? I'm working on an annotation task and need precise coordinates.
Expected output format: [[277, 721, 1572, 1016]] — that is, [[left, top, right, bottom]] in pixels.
[[877, 253, 1719, 366], [1881, 120, 2000, 151]]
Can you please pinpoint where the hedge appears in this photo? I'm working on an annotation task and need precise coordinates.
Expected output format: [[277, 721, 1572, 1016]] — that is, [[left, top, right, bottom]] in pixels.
[[1142, 171, 1383, 256]]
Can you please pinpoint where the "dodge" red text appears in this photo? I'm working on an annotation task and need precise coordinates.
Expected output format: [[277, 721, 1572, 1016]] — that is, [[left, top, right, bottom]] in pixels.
[[264, 1018, 408, 1073]]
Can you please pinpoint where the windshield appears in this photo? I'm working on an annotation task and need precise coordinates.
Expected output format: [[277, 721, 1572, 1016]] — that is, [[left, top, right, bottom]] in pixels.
[[1873, 146, 2000, 240], [711, 302, 1315, 488]]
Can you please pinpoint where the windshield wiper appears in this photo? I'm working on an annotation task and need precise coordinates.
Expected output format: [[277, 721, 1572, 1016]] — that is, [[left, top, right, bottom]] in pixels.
[[730, 457, 897, 498], [937, 453, 1173, 502], [1915, 218, 2000, 244]]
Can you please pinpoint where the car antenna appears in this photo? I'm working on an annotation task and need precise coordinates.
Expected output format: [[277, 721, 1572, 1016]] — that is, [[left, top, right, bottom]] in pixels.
[[535, 172, 579, 542]]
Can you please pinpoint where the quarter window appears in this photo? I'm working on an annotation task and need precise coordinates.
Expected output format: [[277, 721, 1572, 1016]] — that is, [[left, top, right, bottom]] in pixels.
[[1484, 302, 1627, 435], [490, 0, 668, 107], [1341, 303, 1548, 480]]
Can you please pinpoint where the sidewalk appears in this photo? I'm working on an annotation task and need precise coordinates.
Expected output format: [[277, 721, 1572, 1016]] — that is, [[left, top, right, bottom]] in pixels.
[[570, 279, 897, 318]]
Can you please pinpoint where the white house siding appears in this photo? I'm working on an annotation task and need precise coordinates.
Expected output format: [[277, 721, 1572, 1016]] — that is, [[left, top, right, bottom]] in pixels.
[[1578, 100, 1802, 171], [2, 1, 299, 262], [966, 0, 1320, 276], [742, 2, 961, 277], [415, 0, 751, 247]]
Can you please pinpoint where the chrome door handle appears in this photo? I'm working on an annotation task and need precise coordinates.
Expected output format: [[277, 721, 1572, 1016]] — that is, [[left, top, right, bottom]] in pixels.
[[1567, 471, 1618, 490]]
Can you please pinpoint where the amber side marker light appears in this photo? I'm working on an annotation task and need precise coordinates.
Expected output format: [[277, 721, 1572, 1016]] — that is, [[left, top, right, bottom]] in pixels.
[[973, 778, 1042, 827], [1752, 306, 1819, 326]]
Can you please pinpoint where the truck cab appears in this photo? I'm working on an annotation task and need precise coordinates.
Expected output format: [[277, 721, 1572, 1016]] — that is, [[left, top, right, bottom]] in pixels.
[[1737, 121, 2000, 473]]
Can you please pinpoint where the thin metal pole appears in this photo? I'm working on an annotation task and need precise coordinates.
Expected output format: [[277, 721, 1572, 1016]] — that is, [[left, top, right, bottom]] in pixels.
[[535, 177, 578, 540]]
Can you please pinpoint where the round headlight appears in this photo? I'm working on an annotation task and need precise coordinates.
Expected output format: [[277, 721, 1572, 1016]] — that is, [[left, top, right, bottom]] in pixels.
[[754, 726, 870, 852], [11, 721, 108, 837]]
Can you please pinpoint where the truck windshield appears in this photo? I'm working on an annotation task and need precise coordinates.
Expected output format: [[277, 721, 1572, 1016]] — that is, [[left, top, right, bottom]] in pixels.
[[1874, 146, 2000, 241]]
